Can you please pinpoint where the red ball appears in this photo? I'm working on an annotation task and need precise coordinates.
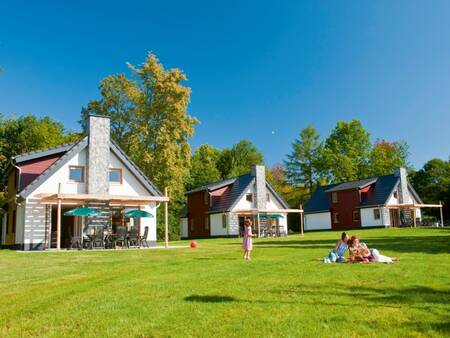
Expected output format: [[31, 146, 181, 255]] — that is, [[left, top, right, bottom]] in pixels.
[[190, 241, 198, 249]]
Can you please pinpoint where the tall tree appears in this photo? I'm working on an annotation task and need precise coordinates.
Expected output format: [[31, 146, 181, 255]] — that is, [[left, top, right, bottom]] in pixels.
[[323, 119, 371, 182], [284, 124, 324, 191], [81, 52, 198, 240], [228, 139, 264, 177], [187, 144, 221, 190], [81, 52, 198, 200], [368, 139, 410, 176], [410, 158, 450, 221]]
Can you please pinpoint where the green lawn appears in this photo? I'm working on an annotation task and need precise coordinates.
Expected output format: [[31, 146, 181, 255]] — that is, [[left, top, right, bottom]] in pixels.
[[1, 228, 449, 337]]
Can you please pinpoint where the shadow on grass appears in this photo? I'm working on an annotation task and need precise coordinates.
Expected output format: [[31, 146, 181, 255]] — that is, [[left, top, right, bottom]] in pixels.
[[184, 295, 236, 303], [251, 235, 450, 254]]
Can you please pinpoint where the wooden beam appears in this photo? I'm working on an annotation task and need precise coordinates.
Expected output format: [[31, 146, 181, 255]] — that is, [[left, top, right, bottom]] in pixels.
[[257, 213, 261, 238], [164, 187, 169, 248], [439, 201, 444, 227], [36, 193, 169, 203], [56, 183, 62, 251]]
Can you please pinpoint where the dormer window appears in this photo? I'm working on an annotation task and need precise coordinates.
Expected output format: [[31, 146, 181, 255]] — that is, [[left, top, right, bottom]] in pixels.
[[69, 166, 85, 182], [246, 193, 253, 202], [393, 191, 398, 199], [109, 168, 122, 183]]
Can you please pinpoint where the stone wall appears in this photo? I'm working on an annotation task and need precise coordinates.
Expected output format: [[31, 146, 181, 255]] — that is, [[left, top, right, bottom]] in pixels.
[[87, 115, 110, 195], [251, 165, 267, 210]]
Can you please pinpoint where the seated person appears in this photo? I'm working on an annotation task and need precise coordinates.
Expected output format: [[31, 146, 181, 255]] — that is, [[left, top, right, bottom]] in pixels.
[[348, 236, 398, 263], [323, 232, 349, 263]]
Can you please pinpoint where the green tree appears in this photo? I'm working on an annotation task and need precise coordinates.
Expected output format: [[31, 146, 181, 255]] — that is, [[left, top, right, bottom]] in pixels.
[[229, 140, 264, 177], [323, 119, 371, 182], [187, 144, 221, 190], [410, 158, 450, 221], [284, 124, 325, 191], [81, 52, 198, 239], [217, 148, 233, 179], [368, 139, 410, 176]]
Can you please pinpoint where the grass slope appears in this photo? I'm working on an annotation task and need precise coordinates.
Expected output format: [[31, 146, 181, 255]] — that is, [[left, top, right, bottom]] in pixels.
[[0, 228, 449, 337]]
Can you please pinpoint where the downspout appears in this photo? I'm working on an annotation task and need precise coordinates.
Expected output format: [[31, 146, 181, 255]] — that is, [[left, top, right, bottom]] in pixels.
[[10, 158, 23, 247]]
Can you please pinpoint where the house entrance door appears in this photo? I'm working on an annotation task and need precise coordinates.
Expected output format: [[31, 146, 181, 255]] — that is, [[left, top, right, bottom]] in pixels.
[[389, 209, 400, 227]]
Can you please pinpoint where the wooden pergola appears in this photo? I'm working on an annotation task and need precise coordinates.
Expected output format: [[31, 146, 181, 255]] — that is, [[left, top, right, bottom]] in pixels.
[[386, 202, 444, 227], [36, 184, 170, 250], [232, 208, 304, 237]]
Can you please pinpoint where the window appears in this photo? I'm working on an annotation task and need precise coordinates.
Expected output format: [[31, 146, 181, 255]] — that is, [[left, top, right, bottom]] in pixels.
[[266, 193, 270, 202], [352, 210, 360, 221], [333, 212, 339, 223], [69, 166, 84, 182], [373, 208, 381, 220], [246, 193, 253, 202], [204, 216, 210, 230], [222, 214, 227, 229], [204, 191, 209, 205], [332, 192, 338, 203], [109, 168, 122, 183], [393, 191, 398, 199]]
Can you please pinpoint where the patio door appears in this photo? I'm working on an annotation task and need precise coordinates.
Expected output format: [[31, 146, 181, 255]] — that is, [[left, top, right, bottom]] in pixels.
[[389, 209, 400, 227]]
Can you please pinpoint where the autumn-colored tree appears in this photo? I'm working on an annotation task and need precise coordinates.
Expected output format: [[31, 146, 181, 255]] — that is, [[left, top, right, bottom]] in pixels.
[[323, 119, 371, 182], [187, 144, 221, 190], [81, 52, 198, 239], [368, 140, 410, 176]]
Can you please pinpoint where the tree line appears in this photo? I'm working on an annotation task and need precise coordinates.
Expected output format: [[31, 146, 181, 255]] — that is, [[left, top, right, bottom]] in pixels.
[[0, 52, 448, 237]]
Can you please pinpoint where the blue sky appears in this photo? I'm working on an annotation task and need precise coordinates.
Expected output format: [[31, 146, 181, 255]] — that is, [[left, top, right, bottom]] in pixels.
[[1, 1, 449, 169]]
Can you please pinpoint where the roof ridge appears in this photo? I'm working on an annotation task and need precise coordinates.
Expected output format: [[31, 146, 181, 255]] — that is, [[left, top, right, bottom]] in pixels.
[[12, 140, 80, 160]]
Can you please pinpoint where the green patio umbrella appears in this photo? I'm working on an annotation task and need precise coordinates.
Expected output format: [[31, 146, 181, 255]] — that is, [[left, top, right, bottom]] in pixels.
[[64, 207, 100, 216], [123, 210, 154, 218], [258, 213, 285, 219]]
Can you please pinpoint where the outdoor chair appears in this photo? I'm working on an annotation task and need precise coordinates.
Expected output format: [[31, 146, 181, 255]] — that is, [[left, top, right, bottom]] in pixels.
[[138, 226, 149, 247], [83, 227, 95, 249], [128, 228, 140, 248], [92, 227, 105, 249], [69, 236, 82, 250], [114, 226, 128, 249]]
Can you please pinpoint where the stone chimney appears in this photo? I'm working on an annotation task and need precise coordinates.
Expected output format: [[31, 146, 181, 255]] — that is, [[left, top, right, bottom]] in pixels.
[[251, 165, 267, 210], [394, 167, 409, 204], [87, 115, 110, 195]]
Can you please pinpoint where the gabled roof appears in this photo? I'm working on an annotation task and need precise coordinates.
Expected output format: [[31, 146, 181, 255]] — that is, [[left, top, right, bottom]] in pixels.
[[17, 137, 163, 199], [186, 172, 290, 213], [13, 142, 77, 163], [19, 137, 89, 199], [325, 177, 378, 192], [185, 177, 238, 194], [305, 173, 423, 213], [304, 183, 338, 213]]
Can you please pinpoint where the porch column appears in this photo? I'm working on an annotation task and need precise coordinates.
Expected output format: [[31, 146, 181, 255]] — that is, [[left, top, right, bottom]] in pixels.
[[439, 201, 444, 227], [300, 204, 304, 236], [56, 183, 62, 251], [413, 207, 417, 228], [164, 187, 169, 248]]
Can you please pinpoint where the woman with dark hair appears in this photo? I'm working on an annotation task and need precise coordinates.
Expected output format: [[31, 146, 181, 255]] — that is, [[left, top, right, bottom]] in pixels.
[[349, 235, 398, 263], [323, 232, 349, 263]]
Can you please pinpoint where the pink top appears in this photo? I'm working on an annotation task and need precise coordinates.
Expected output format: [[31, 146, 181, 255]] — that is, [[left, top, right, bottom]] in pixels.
[[242, 226, 253, 251]]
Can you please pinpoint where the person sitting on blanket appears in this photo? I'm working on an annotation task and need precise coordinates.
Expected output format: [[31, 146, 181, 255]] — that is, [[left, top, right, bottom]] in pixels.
[[348, 235, 398, 263], [323, 232, 349, 263]]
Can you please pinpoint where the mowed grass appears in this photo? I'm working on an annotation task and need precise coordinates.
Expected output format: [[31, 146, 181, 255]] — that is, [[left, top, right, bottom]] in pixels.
[[0, 228, 449, 338]]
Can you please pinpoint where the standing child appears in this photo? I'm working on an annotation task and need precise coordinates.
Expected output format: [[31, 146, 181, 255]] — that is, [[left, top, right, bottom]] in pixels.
[[242, 218, 254, 260], [323, 232, 349, 263]]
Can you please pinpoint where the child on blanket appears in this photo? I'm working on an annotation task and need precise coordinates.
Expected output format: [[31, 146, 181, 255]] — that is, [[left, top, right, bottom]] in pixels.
[[323, 232, 349, 263]]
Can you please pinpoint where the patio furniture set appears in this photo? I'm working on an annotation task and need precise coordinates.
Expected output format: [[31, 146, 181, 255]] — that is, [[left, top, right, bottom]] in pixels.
[[69, 226, 150, 250]]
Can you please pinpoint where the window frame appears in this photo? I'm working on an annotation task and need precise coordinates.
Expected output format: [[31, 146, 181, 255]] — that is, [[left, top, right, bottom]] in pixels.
[[352, 210, 360, 222], [332, 192, 338, 203], [246, 193, 253, 203], [222, 214, 227, 229], [333, 212, 339, 223], [373, 208, 381, 220], [109, 168, 123, 184], [68, 165, 85, 183]]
